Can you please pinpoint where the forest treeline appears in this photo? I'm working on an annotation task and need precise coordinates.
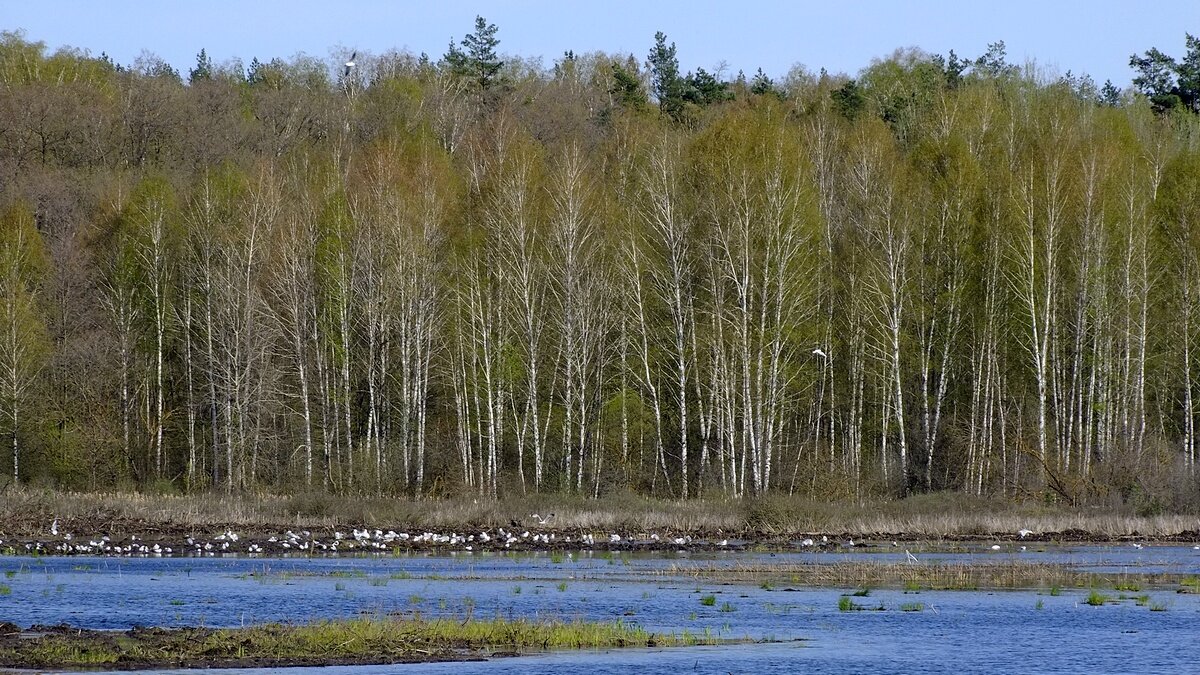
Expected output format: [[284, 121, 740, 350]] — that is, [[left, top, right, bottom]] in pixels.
[[2, 23, 1200, 509]]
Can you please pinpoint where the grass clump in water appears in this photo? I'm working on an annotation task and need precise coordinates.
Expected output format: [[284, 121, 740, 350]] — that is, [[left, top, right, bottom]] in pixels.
[[838, 596, 863, 612], [900, 602, 924, 612], [718, 601, 736, 613], [1085, 589, 1111, 606], [700, 595, 717, 606]]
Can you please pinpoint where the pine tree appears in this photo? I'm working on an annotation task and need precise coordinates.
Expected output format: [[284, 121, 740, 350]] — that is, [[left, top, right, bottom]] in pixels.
[[446, 15, 503, 90], [647, 31, 685, 120]]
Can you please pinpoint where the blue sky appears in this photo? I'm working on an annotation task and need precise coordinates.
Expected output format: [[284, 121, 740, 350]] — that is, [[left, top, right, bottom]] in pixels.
[[7, 1, 1198, 86]]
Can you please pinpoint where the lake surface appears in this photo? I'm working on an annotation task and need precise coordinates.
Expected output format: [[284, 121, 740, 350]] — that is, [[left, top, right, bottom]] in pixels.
[[3, 546, 1198, 674]]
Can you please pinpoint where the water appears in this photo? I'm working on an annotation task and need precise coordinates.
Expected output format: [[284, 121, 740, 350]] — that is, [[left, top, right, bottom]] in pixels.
[[3, 546, 1198, 674]]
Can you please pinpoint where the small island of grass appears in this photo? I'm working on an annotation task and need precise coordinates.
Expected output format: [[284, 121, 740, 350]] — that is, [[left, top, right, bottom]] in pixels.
[[0, 615, 733, 670]]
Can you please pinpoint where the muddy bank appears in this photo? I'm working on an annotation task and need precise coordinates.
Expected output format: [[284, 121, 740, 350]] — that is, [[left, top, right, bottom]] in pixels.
[[0, 623, 483, 671], [0, 616, 698, 671], [2, 521, 1200, 559], [2, 520, 1200, 559]]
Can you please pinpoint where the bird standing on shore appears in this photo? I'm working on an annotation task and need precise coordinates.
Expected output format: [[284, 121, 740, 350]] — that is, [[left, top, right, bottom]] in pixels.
[[50, 519, 58, 536]]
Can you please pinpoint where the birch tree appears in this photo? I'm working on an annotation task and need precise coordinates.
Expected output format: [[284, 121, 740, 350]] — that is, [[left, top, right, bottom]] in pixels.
[[0, 204, 48, 484]]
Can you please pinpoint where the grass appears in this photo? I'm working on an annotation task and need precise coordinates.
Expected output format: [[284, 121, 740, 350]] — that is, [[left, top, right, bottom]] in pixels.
[[0, 584, 10, 596], [717, 601, 736, 613], [3, 487, 1198, 540], [838, 596, 863, 611], [0, 616, 732, 670], [900, 602, 924, 612], [660, 560, 1190, 591], [699, 595, 717, 606], [1085, 589, 1111, 606]]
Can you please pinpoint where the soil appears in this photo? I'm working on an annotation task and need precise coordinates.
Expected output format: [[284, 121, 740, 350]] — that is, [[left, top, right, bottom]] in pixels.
[[0, 623, 492, 670]]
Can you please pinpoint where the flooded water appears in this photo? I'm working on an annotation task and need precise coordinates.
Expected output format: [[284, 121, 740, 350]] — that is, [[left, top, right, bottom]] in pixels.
[[3, 545, 1198, 674]]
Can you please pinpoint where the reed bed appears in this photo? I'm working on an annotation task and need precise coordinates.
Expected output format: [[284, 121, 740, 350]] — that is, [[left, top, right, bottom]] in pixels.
[[0, 488, 1196, 540], [660, 560, 1188, 590]]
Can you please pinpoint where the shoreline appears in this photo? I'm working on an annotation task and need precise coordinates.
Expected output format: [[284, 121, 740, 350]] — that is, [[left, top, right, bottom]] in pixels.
[[0, 617, 729, 671], [1, 489, 1198, 558]]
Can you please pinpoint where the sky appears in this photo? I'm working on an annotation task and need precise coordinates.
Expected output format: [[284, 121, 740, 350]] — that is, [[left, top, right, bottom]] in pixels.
[[6, 1, 1198, 87]]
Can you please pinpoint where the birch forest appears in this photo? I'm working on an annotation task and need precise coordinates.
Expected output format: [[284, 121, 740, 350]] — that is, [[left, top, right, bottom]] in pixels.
[[2, 24, 1200, 508]]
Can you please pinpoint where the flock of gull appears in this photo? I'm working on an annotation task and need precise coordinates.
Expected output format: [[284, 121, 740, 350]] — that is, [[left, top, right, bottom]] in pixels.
[[1, 516, 734, 558], [1, 518, 1194, 558]]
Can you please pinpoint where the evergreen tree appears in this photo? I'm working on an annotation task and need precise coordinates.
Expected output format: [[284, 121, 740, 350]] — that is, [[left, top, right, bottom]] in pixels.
[[188, 48, 212, 84], [445, 15, 503, 90], [831, 79, 865, 119], [647, 31, 685, 120], [684, 67, 731, 105], [750, 67, 777, 97], [1099, 80, 1121, 106], [610, 58, 649, 112]]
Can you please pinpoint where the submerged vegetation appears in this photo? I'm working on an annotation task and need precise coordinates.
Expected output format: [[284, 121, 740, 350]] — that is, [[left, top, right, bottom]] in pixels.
[[0, 21, 1199, 514], [0, 616, 725, 670]]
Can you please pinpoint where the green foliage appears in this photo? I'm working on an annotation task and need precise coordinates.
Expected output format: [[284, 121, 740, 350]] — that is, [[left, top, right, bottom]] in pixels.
[[973, 41, 1018, 79], [750, 68, 779, 98], [1130, 34, 1200, 113], [189, 49, 213, 84], [647, 31, 685, 120], [610, 58, 650, 112], [445, 16, 503, 91], [831, 79, 865, 120]]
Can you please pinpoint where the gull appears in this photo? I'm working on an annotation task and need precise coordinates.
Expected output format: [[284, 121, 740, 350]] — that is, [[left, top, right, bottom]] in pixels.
[[1018, 529, 1034, 539], [812, 347, 828, 359], [50, 519, 59, 536], [531, 513, 555, 526], [343, 51, 357, 78], [905, 549, 919, 564], [990, 544, 1001, 551], [1132, 543, 1144, 550]]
